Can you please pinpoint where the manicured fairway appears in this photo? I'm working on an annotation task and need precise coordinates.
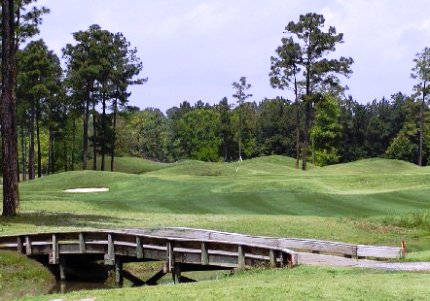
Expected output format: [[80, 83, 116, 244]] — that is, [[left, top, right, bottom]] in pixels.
[[1, 156, 430, 300]]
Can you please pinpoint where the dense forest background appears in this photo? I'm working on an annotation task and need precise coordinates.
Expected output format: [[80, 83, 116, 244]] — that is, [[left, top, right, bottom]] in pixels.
[[2, 2, 430, 183]]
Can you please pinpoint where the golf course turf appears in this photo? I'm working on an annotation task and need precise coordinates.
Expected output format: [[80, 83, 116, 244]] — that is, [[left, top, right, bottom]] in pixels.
[[1, 155, 430, 300]]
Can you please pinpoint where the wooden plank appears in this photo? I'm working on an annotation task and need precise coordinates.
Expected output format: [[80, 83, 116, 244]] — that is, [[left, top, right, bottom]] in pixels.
[[165, 227, 358, 258], [357, 245, 403, 259], [174, 252, 201, 264], [207, 254, 238, 267]]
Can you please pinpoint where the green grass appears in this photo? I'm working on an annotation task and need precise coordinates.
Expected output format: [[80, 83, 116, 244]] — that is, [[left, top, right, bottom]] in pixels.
[[87, 155, 168, 174], [18, 267, 430, 301], [0, 251, 54, 301], [2, 155, 430, 300]]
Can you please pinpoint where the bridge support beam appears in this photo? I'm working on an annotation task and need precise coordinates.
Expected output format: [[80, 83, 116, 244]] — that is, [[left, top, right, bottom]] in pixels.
[[115, 261, 123, 286], [172, 263, 197, 284], [172, 262, 181, 284], [145, 268, 167, 286], [122, 270, 145, 287], [104, 234, 115, 266], [59, 258, 66, 282]]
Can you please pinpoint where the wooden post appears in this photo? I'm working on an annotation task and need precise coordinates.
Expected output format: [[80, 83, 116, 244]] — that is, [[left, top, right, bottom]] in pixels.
[[79, 233, 86, 253], [16, 236, 23, 254], [269, 249, 276, 268], [201, 242, 209, 265], [50, 234, 59, 264], [59, 257, 66, 282], [25, 236, 31, 255], [238, 245, 245, 268], [115, 260, 123, 286], [104, 233, 115, 265], [136, 237, 143, 259], [167, 240, 174, 272], [172, 262, 181, 284], [401, 240, 407, 257], [279, 251, 285, 267]]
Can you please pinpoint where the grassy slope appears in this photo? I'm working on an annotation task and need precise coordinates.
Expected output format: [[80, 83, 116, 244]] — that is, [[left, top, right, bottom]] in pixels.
[[0, 156, 427, 247], [2, 155, 430, 300], [87, 156, 168, 174], [0, 251, 54, 301], [20, 267, 430, 301]]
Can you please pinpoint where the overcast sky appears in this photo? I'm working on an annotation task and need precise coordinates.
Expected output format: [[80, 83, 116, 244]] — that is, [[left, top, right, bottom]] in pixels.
[[36, 0, 430, 112]]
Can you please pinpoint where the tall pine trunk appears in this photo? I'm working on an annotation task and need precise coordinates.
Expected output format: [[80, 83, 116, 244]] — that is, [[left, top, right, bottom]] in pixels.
[[83, 97, 90, 170], [294, 71, 300, 169], [302, 55, 311, 171], [21, 125, 27, 181], [2, 0, 19, 216], [302, 100, 311, 171], [418, 86, 426, 166], [71, 117, 76, 171], [36, 103, 42, 178], [110, 98, 118, 172], [92, 101, 97, 170], [238, 106, 242, 160], [63, 139, 68, 172], [48, 125, 54, 174], [28, 99, 35, 180], [101, 93, 106, 171]]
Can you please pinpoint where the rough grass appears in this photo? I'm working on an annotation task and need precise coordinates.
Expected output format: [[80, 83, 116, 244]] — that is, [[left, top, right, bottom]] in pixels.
[[2, 155, 430, 300], [87, 156, 168, 174], [18, 267, 430, 301], [0, 251, 54, 301]]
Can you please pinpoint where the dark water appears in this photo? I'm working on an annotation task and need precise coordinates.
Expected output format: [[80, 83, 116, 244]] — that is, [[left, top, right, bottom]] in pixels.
[[49, 270, 230, 294]]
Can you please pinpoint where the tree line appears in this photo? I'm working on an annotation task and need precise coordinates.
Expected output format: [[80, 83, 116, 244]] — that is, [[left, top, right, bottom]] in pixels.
[[1, 3, 429, 216], [115, 90, 430, 167]]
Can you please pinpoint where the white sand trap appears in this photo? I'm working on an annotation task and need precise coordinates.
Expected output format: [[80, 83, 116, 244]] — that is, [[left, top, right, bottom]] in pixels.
[[64, 187, 109, 193]]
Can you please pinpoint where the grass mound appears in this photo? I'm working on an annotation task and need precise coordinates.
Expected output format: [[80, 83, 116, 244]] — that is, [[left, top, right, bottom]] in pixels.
[[87, 156, 168, 174], [319, 158, 419, 175], [0, 251, 54, 301]]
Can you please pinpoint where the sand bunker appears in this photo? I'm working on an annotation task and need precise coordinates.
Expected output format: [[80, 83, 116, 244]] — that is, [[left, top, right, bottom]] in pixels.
[[64, 187, 109, 193]]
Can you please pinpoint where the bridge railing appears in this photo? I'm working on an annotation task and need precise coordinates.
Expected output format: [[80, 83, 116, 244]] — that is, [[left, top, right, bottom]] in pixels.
[[128, 227, 404, 259], [0, 230, 299, 270]]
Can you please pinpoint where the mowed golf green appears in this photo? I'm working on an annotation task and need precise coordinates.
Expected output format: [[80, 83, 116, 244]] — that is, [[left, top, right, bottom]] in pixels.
[[2, 155, 430, 300]]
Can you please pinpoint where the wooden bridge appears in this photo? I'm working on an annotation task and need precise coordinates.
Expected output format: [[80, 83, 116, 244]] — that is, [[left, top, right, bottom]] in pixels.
[[0, 229, 299, 285], [0, 228, 403, 286]]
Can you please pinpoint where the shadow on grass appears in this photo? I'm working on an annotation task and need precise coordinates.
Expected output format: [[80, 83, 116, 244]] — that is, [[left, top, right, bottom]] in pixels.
[[0, 211, 124, 229]]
